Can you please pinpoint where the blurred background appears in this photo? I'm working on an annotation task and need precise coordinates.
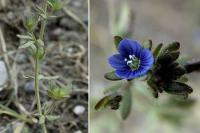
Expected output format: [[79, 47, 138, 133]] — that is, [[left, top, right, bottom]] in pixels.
[[90, 0, 200, 133]]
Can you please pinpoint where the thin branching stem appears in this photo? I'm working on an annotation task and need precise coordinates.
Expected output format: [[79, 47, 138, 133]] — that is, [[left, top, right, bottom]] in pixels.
[[35, 0, 48, 132], [39, 0, 48, 40], [35, 57, 47, 133]]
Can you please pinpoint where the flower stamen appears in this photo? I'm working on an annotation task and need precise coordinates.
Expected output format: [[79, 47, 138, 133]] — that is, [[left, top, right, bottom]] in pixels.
[[125, 55, 140, 70]]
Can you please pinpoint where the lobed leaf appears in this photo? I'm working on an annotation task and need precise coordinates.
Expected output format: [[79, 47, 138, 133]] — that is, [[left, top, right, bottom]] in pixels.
[[39, 75, 59, 80], [17, 34, 33, 40], [19, 41, 35, 49], [46, 115, 60, 121]]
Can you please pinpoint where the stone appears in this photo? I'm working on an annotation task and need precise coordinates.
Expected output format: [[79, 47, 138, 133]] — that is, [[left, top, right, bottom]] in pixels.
[[0, 61, 8, 91], [16, 53, 28, 64], [74, 130, 82, 133], [73, 105, 85, 115], [24, 80, 35, 93]]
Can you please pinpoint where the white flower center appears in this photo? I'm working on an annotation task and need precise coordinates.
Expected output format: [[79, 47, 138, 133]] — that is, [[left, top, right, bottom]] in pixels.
[[124, 55, 140, 70]]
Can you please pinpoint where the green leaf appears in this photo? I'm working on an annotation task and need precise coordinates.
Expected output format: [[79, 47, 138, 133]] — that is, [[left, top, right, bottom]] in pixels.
[[23, 74, 34, 79], [19, 41, 35, 49], [114, 36, 122, 49], [104, 71, 122, 81], [28, 44, 37, 56], [157, 51, 180, 64], [142, 40, 152, 49], [0, 104, 32, 124], [173, 66, 186, 78], [35, 5, 45, 14], [48, 15, 58, 19], [163, 42, 180, 52], [95, 96, 110, 110], [103, 83, 122, 94], [48, 0, 63, 10], [46, 115, 60, 121], [176, 76, 188, 83], [38, 13, 48, 20], [147, 79, 159, 98], [47, 1, 53, 7], [164, 82, 193, 95], [153, 43, 163, 59], [39, 75, 59, 80], [39, 115, 45, 124], [17, 34, 32, 40], [120, 88, 132, 120]]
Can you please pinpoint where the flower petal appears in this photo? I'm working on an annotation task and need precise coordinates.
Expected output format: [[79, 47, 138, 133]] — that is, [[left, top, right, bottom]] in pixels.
[[140, 49, 154, 68], [118, 39, 142, 57], [115, 69, 132, 79], [140, 49, 153, 60], [108, 54, 128, 70], [128, 71, 138, 79]]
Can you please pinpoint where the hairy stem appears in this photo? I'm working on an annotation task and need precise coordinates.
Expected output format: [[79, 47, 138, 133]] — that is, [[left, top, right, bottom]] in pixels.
[[34, 57, 47, 133], [185, 61, 200, 73], [39, 0, 48, 40], [35, 0, 48, 132]]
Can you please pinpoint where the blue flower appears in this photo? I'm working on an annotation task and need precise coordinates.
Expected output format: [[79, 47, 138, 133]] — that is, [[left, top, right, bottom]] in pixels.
[[108, 38, 154, 80]]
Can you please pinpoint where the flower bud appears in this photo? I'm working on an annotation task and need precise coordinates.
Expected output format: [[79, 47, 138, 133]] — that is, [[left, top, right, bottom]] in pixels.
[[35, 39, 45, 60], [37, 46, 45, 60], [48, 0, 63, 10], [28, 44, 37, 57], [48, 86, 71, 100], [24, 15, 38, 32]]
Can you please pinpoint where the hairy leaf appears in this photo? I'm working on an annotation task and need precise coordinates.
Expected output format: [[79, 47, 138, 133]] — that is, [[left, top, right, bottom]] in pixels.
[[164, 82, 193, 95], [114, 36, 123, 49], [120, 88, 132, 120], [142, 40, 152, 50], [104, 71, 122, 81], [163, 42, 180, 52], [19, 41, 35, 49], [95, 96, 110, 110], [153, 43, 163, 59]]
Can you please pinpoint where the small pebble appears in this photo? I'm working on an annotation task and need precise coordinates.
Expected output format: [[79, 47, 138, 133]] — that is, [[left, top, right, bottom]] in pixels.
[[16, 53, 27, 64], [74, 130, 82, 133], [24, 80, 35, 93], [7, 11, 15, 20], [0, 61, 8, 88], [73, 105, 85, 115], [52, 28, 64, 36]]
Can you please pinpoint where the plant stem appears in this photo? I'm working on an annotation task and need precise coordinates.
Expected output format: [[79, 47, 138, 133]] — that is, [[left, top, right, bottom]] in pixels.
[[35, 1, 48, 132], [0, 110, 33, 124], [35, 57, 47, 133], [39, 0, 48, 40]]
